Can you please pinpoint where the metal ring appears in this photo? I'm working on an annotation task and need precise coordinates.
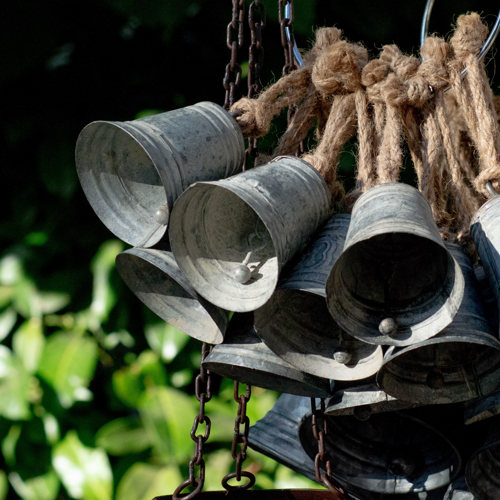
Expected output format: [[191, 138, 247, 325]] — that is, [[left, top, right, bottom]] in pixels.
[[284, 3, 304, 67], [420, 0, 500, 65], [486, 181, 499, 198], [221, 471, 256, 491]]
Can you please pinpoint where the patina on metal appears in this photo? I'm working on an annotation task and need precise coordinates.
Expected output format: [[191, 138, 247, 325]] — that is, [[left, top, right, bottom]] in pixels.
[[255, 214, 383, 381], [326, 183, 464, 346], [169, 156, 332, 312], [202, 313, 332, 398], [470, 190, 500, 337], [115, 247, 228, 344], [377, 243, 500, 405], [298, 410, 461, 495], [75, 101, 245, 248]]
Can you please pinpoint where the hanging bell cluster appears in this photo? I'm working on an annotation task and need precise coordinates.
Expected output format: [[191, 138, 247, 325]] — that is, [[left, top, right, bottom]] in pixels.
[[75, 11, 500, 499]]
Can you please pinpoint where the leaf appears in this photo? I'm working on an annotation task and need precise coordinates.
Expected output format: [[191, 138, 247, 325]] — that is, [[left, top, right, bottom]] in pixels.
[[1, 425, 21, 466], [52, 431, 113, 500], [115, 463, 182, 500], [95, 417, 151, 455], [0, 254, 23, 286], [36, 291, 70, 315], [138, 386, 196, 463], [0, 471, 7, 500], [12, 318, 45, 373], [112, 351, 167, 408], [9, 470, 60, 500], [0, 346, 31, 420], [37, 332, 98, 408], [0, 308, 16, 342], [145, 322, 189, 363]]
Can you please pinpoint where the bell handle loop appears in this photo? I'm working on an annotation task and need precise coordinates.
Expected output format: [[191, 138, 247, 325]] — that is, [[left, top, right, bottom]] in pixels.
[[172, 475, 204, 500], [485, 181, 499, 198], [221, 471, 256, 491]]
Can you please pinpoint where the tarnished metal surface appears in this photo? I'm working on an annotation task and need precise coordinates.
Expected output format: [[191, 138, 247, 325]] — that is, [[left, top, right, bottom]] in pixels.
[[470, 195, 500, 336], [377, 243, 500, 405], [326, 183, 464, 346], [255, 214, 383, 380], [443, 476, 476, 500], [464, 389, 500, 425], [115, 247, 228, 344], [169, 156, 332, 312], [298, 411, 461, 494], [76, 101, 244, 247], [202, 314, 332, 397]]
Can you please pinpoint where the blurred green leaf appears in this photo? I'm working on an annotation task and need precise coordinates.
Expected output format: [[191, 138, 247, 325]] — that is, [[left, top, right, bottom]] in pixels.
[[112, 351, 167, 408], [13, 278, 41, 319], [0, 308, 16, 342], [9, 470, 59, 500], [13, 318, 45, 374], [37, 332, 98, 408], [95, 417, 151, 455], [145, 322, 189, 363], [203, 449, 233, 491], [0, 287, 14, 309], [41, 411, 60, 445], [102, 329, 135, 350], [52, 431, 113, 500], [0, 471, 7, 500], [138, 386, 195, 463], [0, 346, 31, 420], [0, 254, 23, 286], [2, 425, 21, 467], [115, 463, 182, 500], [90, 240, 124, 323]]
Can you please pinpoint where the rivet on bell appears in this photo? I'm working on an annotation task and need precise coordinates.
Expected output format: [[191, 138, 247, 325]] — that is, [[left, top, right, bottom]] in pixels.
[[333, 350, 352, 365], [154, 204, 169, 225], [234, 251, 253, 284], [379, 317, 398, 336]]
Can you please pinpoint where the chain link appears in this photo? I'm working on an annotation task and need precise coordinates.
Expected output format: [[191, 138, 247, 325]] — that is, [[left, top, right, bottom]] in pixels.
[[278, 0, 297, 76], [221, 381, 256, 491], [172, 344, 212, 500], [223, 0, 246, 110], [311, 398, 350, 499]]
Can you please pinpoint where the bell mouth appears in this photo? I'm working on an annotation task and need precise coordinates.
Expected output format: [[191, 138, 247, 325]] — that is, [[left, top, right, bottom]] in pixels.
[[76, 121, 168, 247], [170, 183, 278, 312]]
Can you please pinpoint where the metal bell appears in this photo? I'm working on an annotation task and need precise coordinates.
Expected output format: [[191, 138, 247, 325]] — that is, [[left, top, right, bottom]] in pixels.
[[326, 183, 464, 346], [470, 192, 500, 336], [443, 476, 476, 500], [298, 410, 461, 495], [464, 389, 500, 425], [377, 242, 500, 405], [254, 214, 383, 381], [169, 156, 332, 312], [75, 101, 245, 247], [202, 313, 332, 398], [115, 247, 228, 344]]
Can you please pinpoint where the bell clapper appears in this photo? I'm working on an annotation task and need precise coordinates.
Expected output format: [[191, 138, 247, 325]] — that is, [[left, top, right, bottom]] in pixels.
[[333, 349, 352, 365], [234, 251, 253, 284], [379, 317, 398, 337], [154, 203, 169, 225]]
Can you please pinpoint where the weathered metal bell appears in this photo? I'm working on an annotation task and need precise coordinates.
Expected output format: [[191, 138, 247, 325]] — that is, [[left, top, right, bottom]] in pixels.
[[115, 247, 228, 344], [464, 389, 500, 426], [169, 156, 332, 312], [443, 476, 475, 500], [202, 313, 333, 397], [470, 193, 500, 336], [326, 183, 464, 346], [377, 242, 500, 405], [75, 101, 245, 247], [298, 410, 461, 495], [254, 214, 383, 381]]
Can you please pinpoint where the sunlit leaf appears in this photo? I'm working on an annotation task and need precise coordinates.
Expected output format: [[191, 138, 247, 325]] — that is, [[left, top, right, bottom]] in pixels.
[[12, 318, 45, 373], [203, 449, 233, 491], [138, 386, 195, 463], [112, 351, 167, 408], [95, 417, 151, 455], [90, 240, 124, 323], [0, 308, 16, 342], [37, 332, 98, 408], [0, 287, 14, 309], [41, 411, 60, 445], [115, 463, 182, 500], [0, 471, 7, 500], [1, 425, 21, 467], [36, 291, 71, 315], [145, 322, 189, 363], [0, 254, 23, 286], [52, 431, 113, 500], [102, 329, 135, 350], [0, 346, 31, 420], [13, 278, 41, 318], [9, 470, 60, 500]]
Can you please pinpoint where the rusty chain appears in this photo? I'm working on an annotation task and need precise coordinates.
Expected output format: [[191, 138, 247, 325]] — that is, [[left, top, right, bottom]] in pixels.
[[278, 0, 298, 76], [221, 381, 256, 491], [223, 0, 246, 110], [311, 398, 351, 499], [172, 344, 213, 500]]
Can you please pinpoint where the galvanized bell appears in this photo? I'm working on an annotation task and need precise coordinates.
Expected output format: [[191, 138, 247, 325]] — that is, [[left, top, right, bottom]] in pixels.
[[464, 389, 500, 426], [376, 242, 500, 405], [202, 313, 332, 397], [470, 193, 500, 336], [169, 156, 332, 312], [254, 214, 383, 381], [75, 101, 245, 247], [115, 247, 228, 344], [326, 183, 464, 346], [443, 476, 475, 500], [298, 410, 461, 495]]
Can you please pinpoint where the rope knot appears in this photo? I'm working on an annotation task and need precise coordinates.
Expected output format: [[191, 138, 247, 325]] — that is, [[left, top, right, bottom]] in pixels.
[[419, 37, 451, 91], [450, 13, 489, 61], [230, 97, 271, 137]]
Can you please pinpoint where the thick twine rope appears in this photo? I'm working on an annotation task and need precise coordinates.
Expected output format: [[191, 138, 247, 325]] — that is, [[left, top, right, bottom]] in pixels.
[[230, 14, 500, 243]]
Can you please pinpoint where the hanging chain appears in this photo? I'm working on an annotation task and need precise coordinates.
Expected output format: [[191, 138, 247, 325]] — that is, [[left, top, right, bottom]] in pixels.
[[311, 398, 350, 499], [278, 0, 298, 76], [223, 0, 246, 110], [221, 381, 256, 491], [244, 0, 266, 169], [171, 344, 213, 500]]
